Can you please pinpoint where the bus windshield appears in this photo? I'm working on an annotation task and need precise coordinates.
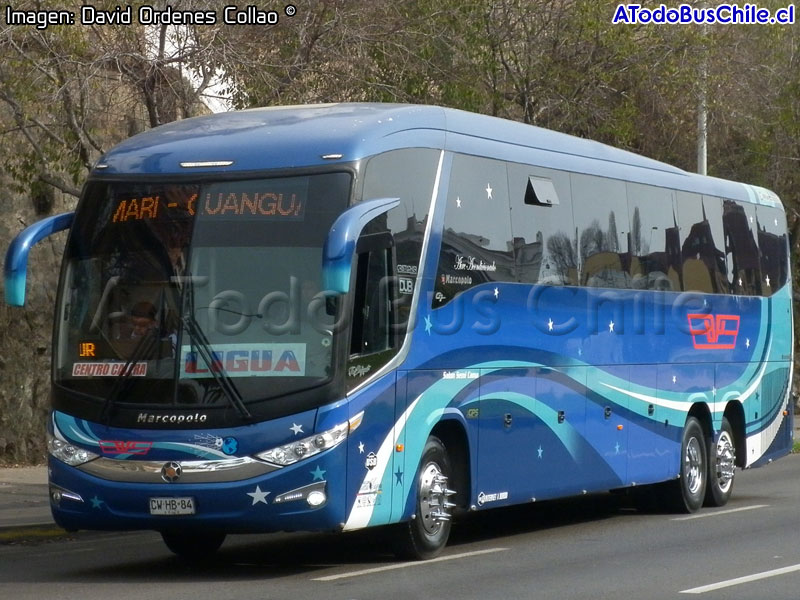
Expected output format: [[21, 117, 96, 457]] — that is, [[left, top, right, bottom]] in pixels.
[[55, 172, 351, 410]]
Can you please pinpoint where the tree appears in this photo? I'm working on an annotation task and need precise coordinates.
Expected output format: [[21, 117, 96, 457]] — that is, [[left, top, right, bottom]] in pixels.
[[0, 0, 223, 202]]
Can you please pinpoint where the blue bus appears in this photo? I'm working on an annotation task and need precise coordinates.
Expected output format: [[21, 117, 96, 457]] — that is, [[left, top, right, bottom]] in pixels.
[[5, 104, 793, 560]]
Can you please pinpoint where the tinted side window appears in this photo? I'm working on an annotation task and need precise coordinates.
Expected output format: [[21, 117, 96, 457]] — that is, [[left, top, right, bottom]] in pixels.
[[627, 183, 681, 291], [756, 205, 789, 296], [362, 148, 439, 324], [348, 149, 440, 391], [722, 200, 761, 296], [677, 192, 727, 293], [572, 174, 630, 289], [434, 154, 514, 307], [507, 163, 577, 285], [346, 230, 398, 391]]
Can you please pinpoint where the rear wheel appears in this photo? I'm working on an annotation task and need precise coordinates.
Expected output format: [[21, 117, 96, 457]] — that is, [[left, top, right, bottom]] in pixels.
[[668, 416, 707, 513], [704, 417, 736, 507], [161, 531, 226, 561], [392, 436, 456, 560]]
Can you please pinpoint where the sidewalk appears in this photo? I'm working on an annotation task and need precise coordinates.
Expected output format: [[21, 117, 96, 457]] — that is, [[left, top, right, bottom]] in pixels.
[[0, 465, 55, 538]]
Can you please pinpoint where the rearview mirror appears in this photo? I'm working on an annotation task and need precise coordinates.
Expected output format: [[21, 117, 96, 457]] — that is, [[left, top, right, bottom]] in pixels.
[[321, 197, 398, 294], [4, 212, 74, 306]]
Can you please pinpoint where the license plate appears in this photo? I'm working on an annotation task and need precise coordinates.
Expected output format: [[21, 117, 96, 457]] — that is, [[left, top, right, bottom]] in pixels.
[[149, 497, 195, 516]]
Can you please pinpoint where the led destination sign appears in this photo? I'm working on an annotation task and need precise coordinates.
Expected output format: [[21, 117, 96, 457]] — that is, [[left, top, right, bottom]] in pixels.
[[111, 181, 307, 224]]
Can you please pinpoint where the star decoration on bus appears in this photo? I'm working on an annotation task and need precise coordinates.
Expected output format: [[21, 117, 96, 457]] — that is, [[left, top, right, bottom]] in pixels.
[[537, 445, 543, 459], [609, 320, 615, 332], [290, 423, 304, 435], [548, 318, 554, 331], [247, 485, 269, 505], [485, 183, 493, 199], [395, 467, 403, 485], [746, 338, 750, 348], [358, 441, 365, 453], [494, 287, 499, 298], [424, 315, 433, 334], [672, 375, 677, 384], [615, 442, 621, 455], [311, 465, 326, 481], [456, 196, 462, 208], [90, 496, 104, 509]]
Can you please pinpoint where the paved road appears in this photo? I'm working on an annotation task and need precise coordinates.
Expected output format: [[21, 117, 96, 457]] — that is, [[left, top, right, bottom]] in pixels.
[[1, 455, 799, 600]]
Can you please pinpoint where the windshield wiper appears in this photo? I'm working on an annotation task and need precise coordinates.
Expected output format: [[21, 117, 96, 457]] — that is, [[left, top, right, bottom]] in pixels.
[[100, 328, 159, 423], [182, 274, 252, 421], [182, 312, 252, 420]]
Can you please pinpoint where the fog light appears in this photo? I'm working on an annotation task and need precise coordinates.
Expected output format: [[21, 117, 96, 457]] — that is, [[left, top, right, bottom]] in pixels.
[[307, 490, 326, 507], [49, 484, 83, 505]]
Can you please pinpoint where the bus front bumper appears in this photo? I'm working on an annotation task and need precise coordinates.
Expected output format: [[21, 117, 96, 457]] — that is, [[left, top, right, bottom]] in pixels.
[[47, 454, 347, 534]]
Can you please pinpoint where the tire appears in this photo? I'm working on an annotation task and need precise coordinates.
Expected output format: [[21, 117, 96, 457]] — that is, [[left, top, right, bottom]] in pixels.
[[392, 436, 456, 560], [161, 531, 226, 561], [668, 416, 707, 513], [704, 416, 736, 507]]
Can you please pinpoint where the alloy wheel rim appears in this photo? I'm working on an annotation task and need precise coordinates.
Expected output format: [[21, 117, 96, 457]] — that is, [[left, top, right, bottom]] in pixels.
[[714, 431, 736, 492], [685, 436, 703, 495], [418, 462, 453, 535]]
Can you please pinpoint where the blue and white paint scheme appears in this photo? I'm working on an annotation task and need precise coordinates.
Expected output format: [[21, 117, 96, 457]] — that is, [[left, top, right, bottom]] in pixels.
[[4, 104, 792, 558]]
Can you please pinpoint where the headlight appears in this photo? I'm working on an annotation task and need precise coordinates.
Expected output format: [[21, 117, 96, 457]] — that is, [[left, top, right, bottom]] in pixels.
[[47, 432, 99, 466], [256, 412, 363, 467]]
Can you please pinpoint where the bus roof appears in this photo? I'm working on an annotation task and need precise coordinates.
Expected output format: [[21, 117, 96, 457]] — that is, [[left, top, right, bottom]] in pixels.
[[94, 103, 780, 209]]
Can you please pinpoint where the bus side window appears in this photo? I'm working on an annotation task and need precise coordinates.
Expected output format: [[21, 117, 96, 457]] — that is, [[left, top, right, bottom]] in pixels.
[[722, 199, 761, 296], [362, 148, 438, 329], [507, 162, 576, 286], [626, 183, 681, 292], [572, 174, 630, 289], [433, 154, 514, 307], [756, 205, 789, 297], [347, 231, 399, 390], [677, 192, 727, 294]]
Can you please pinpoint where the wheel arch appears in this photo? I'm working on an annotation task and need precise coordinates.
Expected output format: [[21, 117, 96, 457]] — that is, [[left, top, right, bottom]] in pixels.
[[687, 402, 713, 438], [429, 419, 471, 512], [723, 400, 747, 468]]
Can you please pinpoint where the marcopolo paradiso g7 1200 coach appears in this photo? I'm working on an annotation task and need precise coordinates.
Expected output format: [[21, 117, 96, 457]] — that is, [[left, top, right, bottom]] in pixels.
[[5, 104, 793, 560]]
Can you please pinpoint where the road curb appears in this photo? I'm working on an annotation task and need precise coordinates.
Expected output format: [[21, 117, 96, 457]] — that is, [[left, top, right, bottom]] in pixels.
[[0, 524, 69, 544]]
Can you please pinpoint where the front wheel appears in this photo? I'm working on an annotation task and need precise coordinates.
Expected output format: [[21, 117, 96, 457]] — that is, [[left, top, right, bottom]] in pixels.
[[668, 416, 707, 513], [705, 417, 736, 507], [392, 436, 456, 560], [161, 531, 226, 561]]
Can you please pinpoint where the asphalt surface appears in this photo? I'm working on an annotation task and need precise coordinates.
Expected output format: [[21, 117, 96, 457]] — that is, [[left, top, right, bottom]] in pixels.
[[2, 453, 800, 600]]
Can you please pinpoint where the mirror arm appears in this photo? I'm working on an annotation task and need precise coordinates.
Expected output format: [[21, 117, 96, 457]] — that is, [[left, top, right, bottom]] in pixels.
[[322, 198, 399, 293], [4, 212, 74, 306]]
